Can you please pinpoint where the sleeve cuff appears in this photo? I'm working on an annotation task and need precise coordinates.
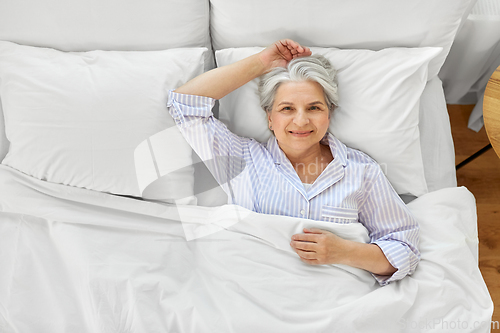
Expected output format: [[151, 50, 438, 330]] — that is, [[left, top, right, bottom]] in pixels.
[[371, 240, 415, 286], [167, 89, 216, 124], [167, 89, 215, 116]]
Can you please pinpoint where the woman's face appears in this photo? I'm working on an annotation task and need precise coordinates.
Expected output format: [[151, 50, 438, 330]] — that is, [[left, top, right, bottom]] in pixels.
[[268, 80, 330, 157]]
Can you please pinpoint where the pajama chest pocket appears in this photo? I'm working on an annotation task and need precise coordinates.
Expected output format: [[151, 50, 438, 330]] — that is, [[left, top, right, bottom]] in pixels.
[[321, 206, 358, 224]]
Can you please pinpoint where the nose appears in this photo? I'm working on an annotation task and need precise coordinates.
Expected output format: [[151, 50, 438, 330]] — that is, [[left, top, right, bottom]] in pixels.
[[293, 110, 309, 127]]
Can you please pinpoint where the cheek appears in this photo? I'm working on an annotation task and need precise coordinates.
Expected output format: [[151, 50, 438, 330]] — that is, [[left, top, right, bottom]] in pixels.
[[270, 114, 286, 127], [316, 114, 331, 128]]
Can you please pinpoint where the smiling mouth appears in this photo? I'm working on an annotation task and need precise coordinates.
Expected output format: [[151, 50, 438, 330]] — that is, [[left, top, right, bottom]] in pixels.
[[289, 130, 313, 136]]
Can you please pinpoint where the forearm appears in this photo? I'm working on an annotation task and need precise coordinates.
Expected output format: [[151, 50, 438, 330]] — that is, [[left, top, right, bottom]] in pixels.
[[174, 53, 267, 100], [343, 241, 397, 276]]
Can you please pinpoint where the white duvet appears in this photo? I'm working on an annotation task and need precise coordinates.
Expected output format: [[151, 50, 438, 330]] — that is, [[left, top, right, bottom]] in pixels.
[[0, 165, 493, 332]]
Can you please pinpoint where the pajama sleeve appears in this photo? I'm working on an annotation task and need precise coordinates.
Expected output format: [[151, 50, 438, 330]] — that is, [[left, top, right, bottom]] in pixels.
[[166, 90, 251, 203], [358, 163, 420, 286]]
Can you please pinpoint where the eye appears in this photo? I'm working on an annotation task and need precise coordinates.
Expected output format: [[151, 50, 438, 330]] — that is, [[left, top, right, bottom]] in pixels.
[[281, 106, 292, 111]]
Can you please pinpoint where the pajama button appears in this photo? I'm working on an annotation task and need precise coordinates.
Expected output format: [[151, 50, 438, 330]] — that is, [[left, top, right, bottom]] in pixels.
[[300, 209, 305, 215]]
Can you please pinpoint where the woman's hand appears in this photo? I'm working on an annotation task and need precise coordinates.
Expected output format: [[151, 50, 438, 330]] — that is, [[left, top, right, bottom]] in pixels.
[[258, 39, 312, 73], [290, 228, 351, 265], [290, 228, 398, 276], [174, 38, 311, 100]]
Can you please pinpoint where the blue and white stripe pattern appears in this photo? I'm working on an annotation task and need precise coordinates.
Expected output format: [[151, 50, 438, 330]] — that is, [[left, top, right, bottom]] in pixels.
[[167, 90, 420, 286]]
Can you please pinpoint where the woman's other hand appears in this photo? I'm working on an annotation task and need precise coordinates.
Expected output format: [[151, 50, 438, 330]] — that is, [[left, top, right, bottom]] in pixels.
[[259, 39, 312, 72], [290, 228, 397, 276], [290, 228, 350, 265]]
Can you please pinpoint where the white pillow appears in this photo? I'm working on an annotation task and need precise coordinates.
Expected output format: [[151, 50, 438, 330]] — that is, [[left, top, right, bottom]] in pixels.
[[215, 47, 442, 197], [0, 41, 207, 197], [0, 0, 211, 52], [210, 0, 475, 79], [418, 77, 457, 192]]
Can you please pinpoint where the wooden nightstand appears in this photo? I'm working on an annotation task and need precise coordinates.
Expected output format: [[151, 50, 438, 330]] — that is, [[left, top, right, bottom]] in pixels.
[[484, 65, 500, 159]]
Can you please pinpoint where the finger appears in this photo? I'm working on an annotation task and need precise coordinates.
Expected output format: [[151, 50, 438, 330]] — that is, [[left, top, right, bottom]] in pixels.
[[291, 233, 318, 243], [292, 45, 311, 58], [291, 240, 316, 252], [296, 249, 317, 260], [283, 39, 307, 56], [274, 41, 295, 60], [276, 40, 292, 55], [280, 39, 298, 51], [303, 228, 329, 234], [299, 257, 319, 265], [301, 46, 312, 56], [283, 39, 303, 52]]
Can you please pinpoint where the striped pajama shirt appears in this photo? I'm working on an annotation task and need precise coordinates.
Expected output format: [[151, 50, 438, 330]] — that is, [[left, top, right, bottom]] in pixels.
[[167, 90, 420, 286]]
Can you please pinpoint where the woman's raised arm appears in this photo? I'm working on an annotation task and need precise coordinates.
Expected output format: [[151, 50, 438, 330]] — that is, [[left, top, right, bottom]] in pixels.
[[174, 39, 312, 100]]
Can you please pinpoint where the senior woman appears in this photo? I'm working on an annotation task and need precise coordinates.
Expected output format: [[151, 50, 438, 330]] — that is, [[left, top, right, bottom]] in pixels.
[[168, 39, 419, 286]]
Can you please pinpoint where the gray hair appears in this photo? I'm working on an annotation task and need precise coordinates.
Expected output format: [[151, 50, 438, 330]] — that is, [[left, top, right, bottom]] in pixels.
[[258, 54, 339, 113]]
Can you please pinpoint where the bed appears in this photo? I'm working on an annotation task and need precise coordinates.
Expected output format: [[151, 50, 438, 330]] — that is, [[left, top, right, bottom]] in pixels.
[[0, 0, 494, 332]]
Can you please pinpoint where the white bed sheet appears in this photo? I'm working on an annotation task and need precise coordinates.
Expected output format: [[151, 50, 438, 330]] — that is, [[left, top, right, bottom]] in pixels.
[[0, 165, 493, 332]]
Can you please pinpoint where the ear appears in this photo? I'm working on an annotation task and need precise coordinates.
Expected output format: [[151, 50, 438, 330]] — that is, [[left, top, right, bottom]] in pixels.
[[267, 110, 272, 128], [329, 104, 336, 119]]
